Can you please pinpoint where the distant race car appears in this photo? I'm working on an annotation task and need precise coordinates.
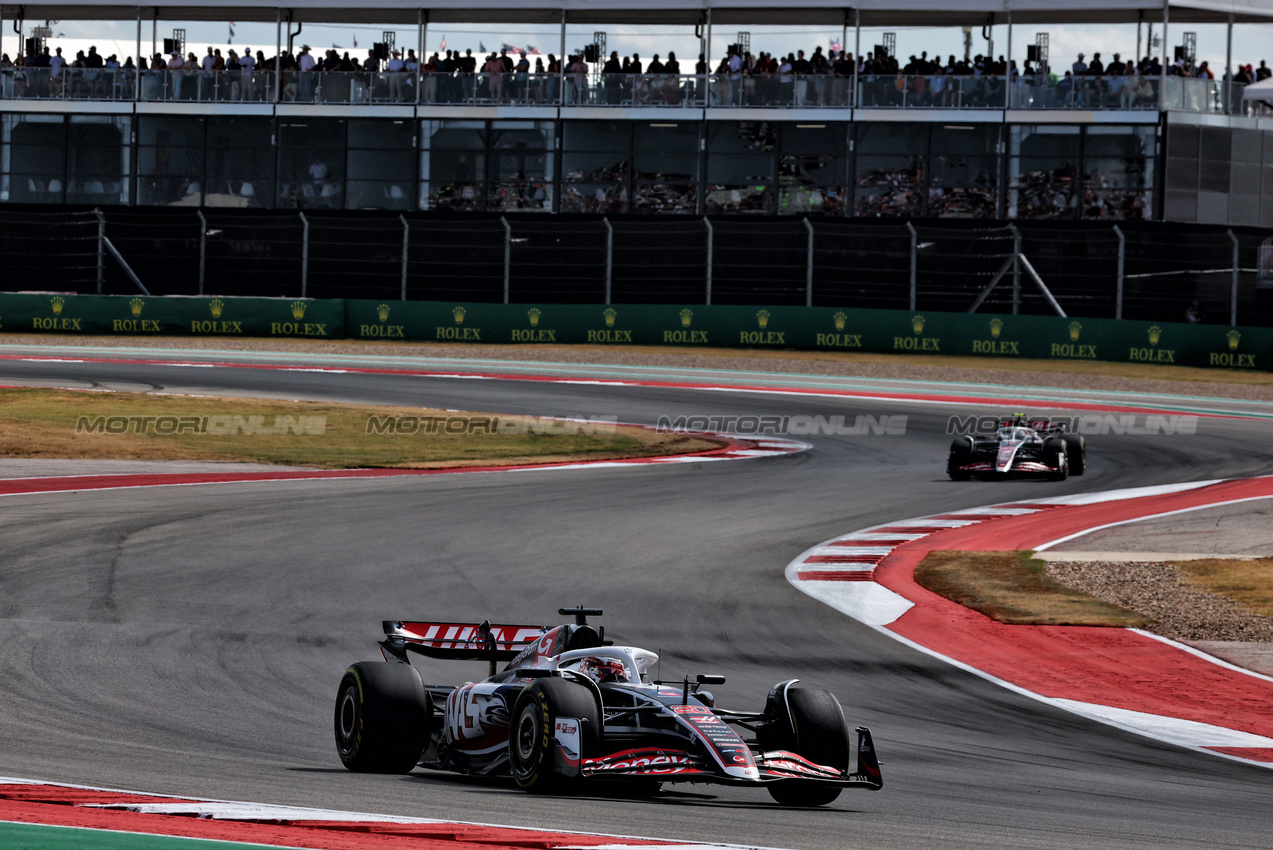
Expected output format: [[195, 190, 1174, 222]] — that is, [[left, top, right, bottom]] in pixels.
[[947, 414, 1086, 481], [334, 607, 882, 806]]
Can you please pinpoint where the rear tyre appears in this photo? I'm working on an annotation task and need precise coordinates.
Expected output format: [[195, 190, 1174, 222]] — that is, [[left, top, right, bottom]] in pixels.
[[1064, 434, 1086, 475], [947, 438, 973, 481], [765, 688, 851, 807], [508, 677, 599, 794], [334, 662, 432, 773]]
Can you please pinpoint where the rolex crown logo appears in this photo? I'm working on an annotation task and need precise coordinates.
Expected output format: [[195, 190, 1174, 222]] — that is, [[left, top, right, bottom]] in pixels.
[[1147, 325, 1162, 346], [528, 308, 542, 327], [679, 308, 693, 328], [603, 308, 617, 328], [453, 305, 466, 324], [756, 309, 771, 329], [989, 317, 1003, 339], [911, 315, 926, 334], [50, 296, 65, 315], [1068, 321, 1082, 342], [1227, 329, 1241, 351], [209, 299, 225, 319], [129, 297, 145, 317], [377, 303, 391, 322], [290, 301, 308, 320], [833, 311, 847, 331]]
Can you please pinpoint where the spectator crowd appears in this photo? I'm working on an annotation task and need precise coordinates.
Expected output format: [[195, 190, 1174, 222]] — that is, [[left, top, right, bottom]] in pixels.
[[0, 37, 1268, 107]]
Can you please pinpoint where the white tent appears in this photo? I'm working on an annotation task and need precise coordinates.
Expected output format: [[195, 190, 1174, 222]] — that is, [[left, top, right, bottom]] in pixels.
[[1239, 76, 1273, 102]]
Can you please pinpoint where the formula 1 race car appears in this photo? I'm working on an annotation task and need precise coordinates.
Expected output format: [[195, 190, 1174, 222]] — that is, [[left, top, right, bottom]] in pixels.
[[334, 607, 882, 806], [947, 414, 1086, 481]]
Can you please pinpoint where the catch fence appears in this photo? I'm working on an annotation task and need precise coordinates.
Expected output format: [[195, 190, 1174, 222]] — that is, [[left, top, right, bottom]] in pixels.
[[2, 208, 1270, 327]]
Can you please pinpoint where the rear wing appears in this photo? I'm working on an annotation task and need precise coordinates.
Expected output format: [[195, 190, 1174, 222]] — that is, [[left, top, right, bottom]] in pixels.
[[379, 620, 545, 667]]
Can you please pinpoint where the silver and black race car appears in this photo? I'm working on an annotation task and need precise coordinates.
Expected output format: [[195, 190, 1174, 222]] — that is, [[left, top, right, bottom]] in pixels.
[[947, 414, 1086, 481], [334, 607, 882, 806]]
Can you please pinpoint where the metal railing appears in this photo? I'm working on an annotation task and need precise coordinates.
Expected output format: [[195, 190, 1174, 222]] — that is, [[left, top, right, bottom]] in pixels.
[[0, 66, 1264, 115]]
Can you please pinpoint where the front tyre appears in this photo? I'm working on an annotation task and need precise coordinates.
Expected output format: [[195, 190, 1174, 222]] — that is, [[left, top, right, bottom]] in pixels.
[[947, 438, 973, 481], [766, 688, 851, 807], [1063, 434, 1086, 475], [334, 661, 432, 773], [508, 677, 599, 794]]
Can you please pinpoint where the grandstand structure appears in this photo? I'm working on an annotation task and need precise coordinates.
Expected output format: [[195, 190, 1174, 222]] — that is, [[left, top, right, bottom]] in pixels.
[[0, 0, 1271, 225]]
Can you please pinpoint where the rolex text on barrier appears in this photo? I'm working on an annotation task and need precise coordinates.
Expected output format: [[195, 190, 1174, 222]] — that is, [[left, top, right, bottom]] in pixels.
[[1, 294, 1268, 374]]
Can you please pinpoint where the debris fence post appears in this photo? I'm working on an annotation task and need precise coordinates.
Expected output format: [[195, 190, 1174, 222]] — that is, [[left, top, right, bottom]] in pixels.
[[196, 209, 207, 296], [95, 208, 105, 293], [299, 212, 309, 298], [603, 216, 613, 305], [1113, 225, 1125, 319], [906, 220, 918, 311], [803, 217, 814, 307], [703, 216, 713, 305], [400, 215, 409, 301], [1229, 229, 1240, 326], [1009, 223, 1021, 315], [500, 216, 511, 304]]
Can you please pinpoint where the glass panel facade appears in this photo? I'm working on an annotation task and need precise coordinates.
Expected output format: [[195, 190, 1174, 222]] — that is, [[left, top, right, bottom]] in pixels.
[[632, 122, 699, 213], [420, 120, 486, 211], [0, 113, 1161, 220], [562, 120, 628, 213], [854, 123, 926, 217], [777, 123, 847, 216], [1008, 125, 1081, 219], [706, 122, 774, 214], [204, 117, 274, 208], [347, 119, 415, 210], [67, 116, 130, 205], [278, 117, 346, 209], [489, 121, 554, 212], [1082, 125, 1154, 220], [929, 124, 1000, 218], [3, 114, 67, 203], [138, 116, 204, 206]]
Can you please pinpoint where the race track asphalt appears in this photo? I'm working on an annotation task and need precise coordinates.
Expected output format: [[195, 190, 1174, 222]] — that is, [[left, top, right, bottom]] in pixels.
[[1, 354, 1272, 850]]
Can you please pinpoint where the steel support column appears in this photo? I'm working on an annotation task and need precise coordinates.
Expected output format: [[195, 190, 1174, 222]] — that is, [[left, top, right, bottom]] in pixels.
[[1229, 229, 1240, 325], [604, 217, 614, 305], [906, 221, 918, 311]]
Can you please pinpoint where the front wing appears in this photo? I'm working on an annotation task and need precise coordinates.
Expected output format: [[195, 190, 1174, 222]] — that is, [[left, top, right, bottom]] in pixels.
[[579, 728, 882, 790]]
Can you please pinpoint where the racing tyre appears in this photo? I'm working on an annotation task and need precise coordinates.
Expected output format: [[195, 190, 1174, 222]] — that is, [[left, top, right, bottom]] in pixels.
[[334, 662, 432, 773], [766, 688, 851, 807], [1043, 437, 1068, 481], [947, 438, 973, 481], [1064, 434, 1086, 475], [509, 677, 600, 794]]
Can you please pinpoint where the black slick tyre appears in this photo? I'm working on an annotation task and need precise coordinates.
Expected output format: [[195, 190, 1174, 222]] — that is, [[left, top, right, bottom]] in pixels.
[[334, 661, 431, 773], [766, 688, 851, 807], [1043, 437, 1068, 481], [1063, 434, 1086, 475], [947, 438, 973, 481], [508, 677, 599, 794]]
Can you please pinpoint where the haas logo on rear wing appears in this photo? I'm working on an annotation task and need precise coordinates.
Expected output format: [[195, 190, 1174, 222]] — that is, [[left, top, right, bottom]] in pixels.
[[380, 620, 545, 664]]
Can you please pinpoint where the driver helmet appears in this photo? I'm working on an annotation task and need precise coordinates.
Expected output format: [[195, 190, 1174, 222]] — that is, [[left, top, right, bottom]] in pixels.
[[578, 656, 628, 684]]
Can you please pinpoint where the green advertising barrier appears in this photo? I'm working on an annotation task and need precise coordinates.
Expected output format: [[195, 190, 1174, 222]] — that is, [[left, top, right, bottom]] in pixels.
[[1, 292, 1268, 374], [347, 299, 1273, 373], [0, 293, 344, 340]]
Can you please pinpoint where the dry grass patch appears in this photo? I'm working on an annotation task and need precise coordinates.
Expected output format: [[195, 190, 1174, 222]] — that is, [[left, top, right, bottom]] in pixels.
[[0, 387, 720, 469], [1173, 558, 1273, 618], [915, 550, 1152, 627]]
